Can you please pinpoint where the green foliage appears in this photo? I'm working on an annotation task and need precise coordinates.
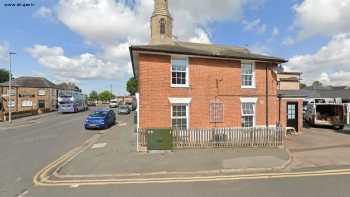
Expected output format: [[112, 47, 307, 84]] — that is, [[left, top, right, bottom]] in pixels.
[[0, 69, 10, 83], [300, 83, 307, 89], [126, 77, 138, 96], [98, 90, 114, 101], [89, 90, 99, 101], [312, 81, 323, 87]]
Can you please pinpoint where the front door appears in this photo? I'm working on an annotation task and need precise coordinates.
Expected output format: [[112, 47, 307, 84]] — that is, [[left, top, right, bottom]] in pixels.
[[287, 102, 298, 131]]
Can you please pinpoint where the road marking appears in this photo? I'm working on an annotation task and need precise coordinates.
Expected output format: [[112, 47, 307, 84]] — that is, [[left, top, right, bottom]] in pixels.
[[34, 168, 350, 186], [118, 123, 127, 126], [70, 184, 80, 188], [33, 127, 350, 187], [15, 189, 28, 197], [91, 143, 107, 149]]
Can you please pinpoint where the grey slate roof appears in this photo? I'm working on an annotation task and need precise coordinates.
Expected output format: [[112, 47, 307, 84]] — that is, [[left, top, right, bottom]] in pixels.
[[130, 41, 287, 77], [278, 90, 309, 98], [130, 41, 287, 62], [0, 76, 58, 88], [279, 86, 350, 100]]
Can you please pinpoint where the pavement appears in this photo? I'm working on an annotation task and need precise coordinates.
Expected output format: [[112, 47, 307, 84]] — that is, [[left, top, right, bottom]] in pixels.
[[58, 112, 289, 177], [50, 115, 350, 180], [2, 109, 350, 196], [286, 127, 350, 170]]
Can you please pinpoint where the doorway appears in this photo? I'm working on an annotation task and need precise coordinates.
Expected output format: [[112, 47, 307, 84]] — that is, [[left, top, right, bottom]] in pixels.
[[287, 102, 298, 131]]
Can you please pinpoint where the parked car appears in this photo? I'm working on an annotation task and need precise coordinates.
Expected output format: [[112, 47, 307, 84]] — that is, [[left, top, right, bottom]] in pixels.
[[84, 109, 116, 129], [109, 99, 118, 108], [87, 101, 97, 106], [118, 105, 130, 115]]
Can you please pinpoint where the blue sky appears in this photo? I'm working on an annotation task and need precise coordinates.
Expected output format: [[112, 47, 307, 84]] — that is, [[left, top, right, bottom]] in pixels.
[[1, 0, 350, 95]]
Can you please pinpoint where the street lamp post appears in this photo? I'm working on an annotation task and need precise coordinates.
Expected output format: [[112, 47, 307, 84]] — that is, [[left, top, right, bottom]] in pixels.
[[8, 52, 16, 124]]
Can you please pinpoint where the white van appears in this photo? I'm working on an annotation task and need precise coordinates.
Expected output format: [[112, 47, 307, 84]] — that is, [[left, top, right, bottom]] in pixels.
[[109, 99, 118, 108]]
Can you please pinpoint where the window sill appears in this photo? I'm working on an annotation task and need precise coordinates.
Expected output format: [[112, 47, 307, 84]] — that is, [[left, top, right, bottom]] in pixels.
[[241, 86, 256, 89], [171, 84, 190, 88]]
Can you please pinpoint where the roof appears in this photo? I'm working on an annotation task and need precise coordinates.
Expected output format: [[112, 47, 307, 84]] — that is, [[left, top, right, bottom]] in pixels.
[[278, 90, 309, 98], [279, 77, 300, 82], [294, 86, 350, 100], [130, 41, 288, 77], [0, 76, 58, 88], [278, 71, 301, 75]]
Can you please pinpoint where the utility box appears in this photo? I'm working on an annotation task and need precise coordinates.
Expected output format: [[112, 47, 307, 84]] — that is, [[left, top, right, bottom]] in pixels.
[[147, 128, 172, 150]]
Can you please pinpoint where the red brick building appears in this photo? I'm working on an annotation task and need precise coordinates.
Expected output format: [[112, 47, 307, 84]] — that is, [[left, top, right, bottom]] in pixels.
[[130, 0, 298, 131]]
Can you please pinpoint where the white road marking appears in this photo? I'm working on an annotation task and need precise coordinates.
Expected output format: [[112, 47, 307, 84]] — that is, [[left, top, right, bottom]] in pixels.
[[91, 143, 107, 149], [118, 123, 127, 126], [15, 189, 28, 197], [70, 184, 80, 188]]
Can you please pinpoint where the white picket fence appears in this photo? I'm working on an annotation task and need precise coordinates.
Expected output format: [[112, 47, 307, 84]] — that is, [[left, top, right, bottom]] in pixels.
[[138, 127, 284, 150]]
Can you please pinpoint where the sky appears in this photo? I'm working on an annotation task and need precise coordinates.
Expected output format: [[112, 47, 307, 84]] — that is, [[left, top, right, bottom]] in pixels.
[[0, 0, 350, 95]]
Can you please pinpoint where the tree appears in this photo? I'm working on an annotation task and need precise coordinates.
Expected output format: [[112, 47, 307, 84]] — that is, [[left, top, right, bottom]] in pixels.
[[89, 90, 99, 101], [0, 69, 10, 83], [98, 90, 114, 101], [126, 77, 138, 96], [312, 81, 323, 87], [300, 83, 307, 89]]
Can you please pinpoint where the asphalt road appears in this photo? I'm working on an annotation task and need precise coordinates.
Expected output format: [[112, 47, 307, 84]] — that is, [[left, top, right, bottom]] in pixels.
[[0, 109, 99, 197], [1, 109, 350, 197]]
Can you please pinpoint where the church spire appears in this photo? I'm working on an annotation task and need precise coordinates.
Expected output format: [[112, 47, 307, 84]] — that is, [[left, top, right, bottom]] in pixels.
[[150, 0, 173, 44]]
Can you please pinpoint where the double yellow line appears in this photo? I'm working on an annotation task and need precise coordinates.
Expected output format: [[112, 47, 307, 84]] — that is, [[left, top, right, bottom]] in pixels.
[[33, 133, 350, 187]]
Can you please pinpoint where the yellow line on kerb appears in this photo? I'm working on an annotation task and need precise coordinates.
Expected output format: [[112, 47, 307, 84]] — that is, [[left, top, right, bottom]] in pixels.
[[35, 168, 350, 187], [33, 132, 350, 187]]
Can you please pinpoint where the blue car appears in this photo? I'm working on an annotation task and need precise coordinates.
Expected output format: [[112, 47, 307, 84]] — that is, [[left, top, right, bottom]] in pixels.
[[84, 109, 116, 129]]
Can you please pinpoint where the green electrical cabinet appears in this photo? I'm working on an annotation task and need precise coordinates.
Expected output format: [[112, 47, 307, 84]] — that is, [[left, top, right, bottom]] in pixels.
[[147, 128, 173, 150]]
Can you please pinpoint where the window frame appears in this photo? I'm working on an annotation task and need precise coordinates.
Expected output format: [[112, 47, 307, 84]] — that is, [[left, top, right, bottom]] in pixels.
[[160, 18, 166, 34], [240, 98, 257, 128], [38, 89, 46, 96], [171, 104, 189, 129], [171, 56, 189, 88], [209, 99, 224, 123], [241, 61, 256, 89]]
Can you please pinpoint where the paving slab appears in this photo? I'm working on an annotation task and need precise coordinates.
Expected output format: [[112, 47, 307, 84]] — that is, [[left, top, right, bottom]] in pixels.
[[286, 127, 350, 170], [60, 113, 289, 176]]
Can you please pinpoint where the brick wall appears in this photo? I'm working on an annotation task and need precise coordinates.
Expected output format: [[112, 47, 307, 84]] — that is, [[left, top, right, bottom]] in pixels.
[[1, 87, 57, 113], [138, 53, 280, 129], [279, 98, 304, 132]]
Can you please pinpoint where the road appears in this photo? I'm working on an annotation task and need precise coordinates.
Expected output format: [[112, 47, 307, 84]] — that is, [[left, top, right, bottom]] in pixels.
[[0, 109, 98, 197], [1, 109, 350, 197]]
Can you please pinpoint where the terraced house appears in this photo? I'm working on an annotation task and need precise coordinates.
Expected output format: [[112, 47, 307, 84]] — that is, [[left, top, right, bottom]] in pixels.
[[130, 0, 293, 133], [0, 76, 58, 120]]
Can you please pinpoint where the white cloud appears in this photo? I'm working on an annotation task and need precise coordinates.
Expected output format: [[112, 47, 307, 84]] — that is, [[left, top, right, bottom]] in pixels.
[[242, 18, 267, 34], [29, 0, 259, 83], [282, 36, 295, 46], [286, 33, 350, 86], [189, 29, 211, 44], [0, 42, 9, 64], [293, 0, 350, 39], [26, 44, 123, 81], [243, 19, 261, 31], [34, 6, 54, 19]]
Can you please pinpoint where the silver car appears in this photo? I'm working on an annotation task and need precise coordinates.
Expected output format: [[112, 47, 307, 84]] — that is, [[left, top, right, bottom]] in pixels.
[[118, 105, 130, 114]]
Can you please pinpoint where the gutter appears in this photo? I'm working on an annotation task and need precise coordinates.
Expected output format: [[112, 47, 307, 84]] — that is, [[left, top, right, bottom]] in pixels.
[[129, 46, 136, 78], [266, 66, 269, 128]]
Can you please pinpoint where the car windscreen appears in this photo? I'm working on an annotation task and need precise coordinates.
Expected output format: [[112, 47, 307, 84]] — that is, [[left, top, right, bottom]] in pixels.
[[120, 106, 128, 110], [90, 111, 108, 117]]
